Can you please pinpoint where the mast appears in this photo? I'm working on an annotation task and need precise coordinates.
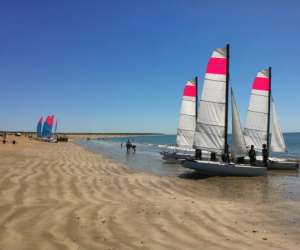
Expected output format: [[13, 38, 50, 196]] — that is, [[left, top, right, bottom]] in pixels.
[[224, 44, 230, 158], [267, 66, 272, 152], [195, 76, 198, 121]]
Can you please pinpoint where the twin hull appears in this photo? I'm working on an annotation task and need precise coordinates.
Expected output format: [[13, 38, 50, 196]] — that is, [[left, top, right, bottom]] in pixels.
[[182, 160, 267, 177]]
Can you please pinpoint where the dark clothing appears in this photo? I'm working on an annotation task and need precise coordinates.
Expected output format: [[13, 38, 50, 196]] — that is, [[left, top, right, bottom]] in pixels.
[[210, 152, 217, 161], [236, 157, 245, 164], [248, 149, 256, 165], [195, 149, 202, 160], [262, 148, 269, 166]]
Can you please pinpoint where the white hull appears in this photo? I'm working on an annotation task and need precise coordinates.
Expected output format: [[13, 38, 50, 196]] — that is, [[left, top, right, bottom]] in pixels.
[[244, 157, 299, 170], [182, 160, 266, 177]]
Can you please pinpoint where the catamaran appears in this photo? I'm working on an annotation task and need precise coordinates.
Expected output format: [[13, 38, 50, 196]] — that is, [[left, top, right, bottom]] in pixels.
[[41, 115, 57, 142], [182, 44, 266, 176], [161, 77, 198, 163], [244, 69, 298, 170]]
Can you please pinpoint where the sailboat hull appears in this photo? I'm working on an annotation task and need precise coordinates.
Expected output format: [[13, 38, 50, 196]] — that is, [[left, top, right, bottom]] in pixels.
[[268, 160, 299, 170], [160, 152, 194, 164], [182, 159, 266, 177], [243, 157, 299, 170]]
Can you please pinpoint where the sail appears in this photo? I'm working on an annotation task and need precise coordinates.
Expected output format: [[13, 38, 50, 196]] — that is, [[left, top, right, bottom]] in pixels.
[[176, 78, 197, 148], [193, 46, 228, 153], [244, 69, 270, 151], [36, 116, 43, 138], [42, 116, 50, 137], [271, 99, 287, 152], [231, 89, 247, 158], [42, 115, 55, 138]]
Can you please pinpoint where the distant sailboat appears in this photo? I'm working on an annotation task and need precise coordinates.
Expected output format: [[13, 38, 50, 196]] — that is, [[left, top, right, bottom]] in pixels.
[[182, 45, 266, 176], [244, 68, 298, 170], [36, 116, 43, 138], [42, 115, 55, 139], [161, 77, 198, 163]]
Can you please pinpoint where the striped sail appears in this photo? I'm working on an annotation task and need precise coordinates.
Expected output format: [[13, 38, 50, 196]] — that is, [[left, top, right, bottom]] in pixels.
[[193, 46, 228, 153], [271, 99, 287, 152], [231, 88, 247, 158], [36, 116, 43, 138], [244, 69, 270, 150], [176, 78, 197, 148]]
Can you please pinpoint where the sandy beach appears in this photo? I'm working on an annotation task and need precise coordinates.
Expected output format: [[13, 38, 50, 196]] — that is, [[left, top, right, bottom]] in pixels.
[[0, 135, 299, 250]]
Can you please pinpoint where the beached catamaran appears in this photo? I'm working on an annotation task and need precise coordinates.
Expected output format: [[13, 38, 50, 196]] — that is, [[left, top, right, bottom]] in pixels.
[[182, 44, 266, 176], [161, 77, 198, 163], [244, 69, 298, 170]]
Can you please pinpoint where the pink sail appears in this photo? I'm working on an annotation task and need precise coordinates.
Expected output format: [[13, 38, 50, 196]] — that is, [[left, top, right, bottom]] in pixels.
[[177, 78, 197, 148], [244, 69, 270, 150], [193, 46, 228, 153]]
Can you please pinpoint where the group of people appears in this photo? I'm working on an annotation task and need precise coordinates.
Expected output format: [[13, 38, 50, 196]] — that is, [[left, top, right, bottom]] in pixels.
[[194, 143, 269, 166], [121, 139, 136, 153], [248, 144, 269, 166]]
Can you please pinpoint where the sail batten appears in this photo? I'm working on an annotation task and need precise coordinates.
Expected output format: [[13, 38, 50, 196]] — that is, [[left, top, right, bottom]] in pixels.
[[244, 69, 270, 150], [176, 78, 197, 149], [193, 46, 228, 153]]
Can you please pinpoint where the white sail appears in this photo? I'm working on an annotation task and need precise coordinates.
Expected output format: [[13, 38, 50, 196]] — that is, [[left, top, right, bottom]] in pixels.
[[244, 69, 270, 151], [231, 88, 247, 158], [193, 46, 228, 154], [271, 99, 287, 152], [176, 78, 197, 149]]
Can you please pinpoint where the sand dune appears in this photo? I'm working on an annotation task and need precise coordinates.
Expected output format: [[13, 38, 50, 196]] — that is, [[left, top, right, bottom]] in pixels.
[[0, 137, 299, 249]]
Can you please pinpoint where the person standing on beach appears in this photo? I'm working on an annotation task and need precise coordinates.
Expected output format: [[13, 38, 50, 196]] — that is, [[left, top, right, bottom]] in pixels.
[[262, 144, 269, 167], [248, 145, 256, 165], [121, 142, 123, 148]]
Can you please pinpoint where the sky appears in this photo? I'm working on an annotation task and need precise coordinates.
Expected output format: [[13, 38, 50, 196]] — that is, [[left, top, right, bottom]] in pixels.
[[0, 0, 300, 133]]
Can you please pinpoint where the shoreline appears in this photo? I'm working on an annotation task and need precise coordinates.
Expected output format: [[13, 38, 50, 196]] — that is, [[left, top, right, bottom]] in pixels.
[[0, 135, 299, 249]]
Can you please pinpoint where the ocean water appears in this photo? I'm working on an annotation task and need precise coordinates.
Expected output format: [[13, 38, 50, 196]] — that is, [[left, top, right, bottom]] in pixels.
[[77, 133, 300, 177]]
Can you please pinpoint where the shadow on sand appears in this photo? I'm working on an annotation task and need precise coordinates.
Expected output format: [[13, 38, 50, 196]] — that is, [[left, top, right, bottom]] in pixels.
[[178, 171, 210, 180]]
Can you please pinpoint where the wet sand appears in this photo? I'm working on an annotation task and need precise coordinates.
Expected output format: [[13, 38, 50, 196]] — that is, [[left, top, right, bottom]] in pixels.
[[0, 136, 299, 249]]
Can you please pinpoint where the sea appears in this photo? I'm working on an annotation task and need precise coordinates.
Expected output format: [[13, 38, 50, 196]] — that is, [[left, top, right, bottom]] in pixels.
[[77, 133, 300, 202], [77, 133, 300, 177]]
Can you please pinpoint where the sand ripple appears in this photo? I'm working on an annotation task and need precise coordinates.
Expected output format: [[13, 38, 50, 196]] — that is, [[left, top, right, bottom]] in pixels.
[[0, 140, 299, 249]]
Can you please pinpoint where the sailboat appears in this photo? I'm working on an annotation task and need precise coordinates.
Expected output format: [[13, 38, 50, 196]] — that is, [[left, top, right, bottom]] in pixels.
[[182, 45, 266, 176], [244, 68, 298, 170], [41, 115, 56, 141], [161, 77, 198, 163], [36, 116, 43, 138]]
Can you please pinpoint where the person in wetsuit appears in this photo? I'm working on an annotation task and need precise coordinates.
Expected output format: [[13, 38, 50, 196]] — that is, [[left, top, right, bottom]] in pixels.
[[248, 145, 256, 166], [262, 144, 269, 167]]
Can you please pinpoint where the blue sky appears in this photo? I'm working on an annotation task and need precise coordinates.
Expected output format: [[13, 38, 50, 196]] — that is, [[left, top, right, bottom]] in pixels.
[[0, 0, 299, 133]]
